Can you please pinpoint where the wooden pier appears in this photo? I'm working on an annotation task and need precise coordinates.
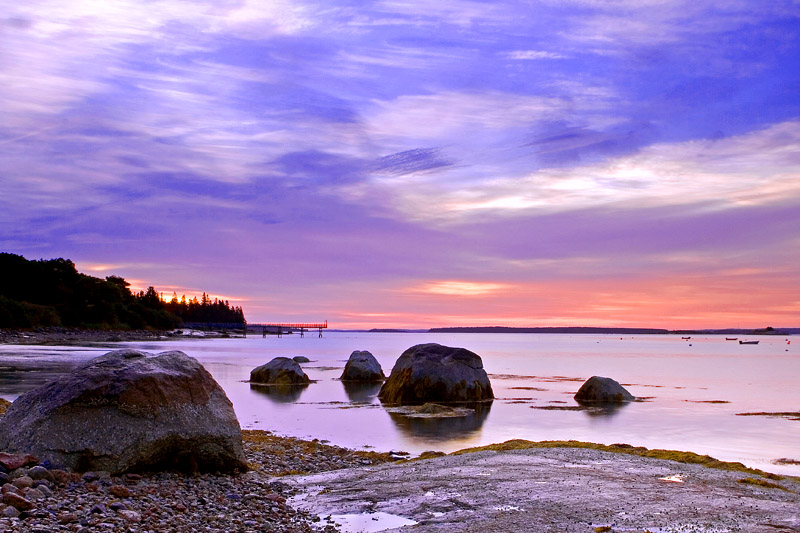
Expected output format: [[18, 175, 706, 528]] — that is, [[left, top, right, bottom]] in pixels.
[[183, 321, 328, 337], [250, 321, 328, 338]]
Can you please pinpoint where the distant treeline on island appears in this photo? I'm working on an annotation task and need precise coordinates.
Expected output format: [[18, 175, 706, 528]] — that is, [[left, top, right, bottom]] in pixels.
[[0, 252, 245, 330], [428, 326, 671, 334], [428, 326, 796, 335]]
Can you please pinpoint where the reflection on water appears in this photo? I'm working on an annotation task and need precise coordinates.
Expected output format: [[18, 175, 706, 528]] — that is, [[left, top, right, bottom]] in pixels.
[[580, 402, 629, 418], [0, 361, 80, 399], [385, 401, 492, 441], [342, 381, 383, 404], [531, 402, 630, 418], [249, 383, 309, 404]]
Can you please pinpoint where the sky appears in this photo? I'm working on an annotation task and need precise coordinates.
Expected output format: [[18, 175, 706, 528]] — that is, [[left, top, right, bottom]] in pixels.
[[2, 0, 799, 329]]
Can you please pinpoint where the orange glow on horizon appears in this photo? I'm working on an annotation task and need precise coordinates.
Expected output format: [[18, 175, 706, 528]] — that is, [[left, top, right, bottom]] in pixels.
[[304, 273, 800, 331]]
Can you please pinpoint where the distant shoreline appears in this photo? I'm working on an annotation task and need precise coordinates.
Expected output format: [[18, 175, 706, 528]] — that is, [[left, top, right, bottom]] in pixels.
[[419, 326, 797, 335], [0, 327, 232, 345]]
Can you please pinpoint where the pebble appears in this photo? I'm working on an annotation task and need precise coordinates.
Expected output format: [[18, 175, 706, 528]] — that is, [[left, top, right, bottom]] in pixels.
[[11, 476, 33, 489], [2, 492, 33, 511], [28, 466, 53, 482], [0, 430, 386, 532]]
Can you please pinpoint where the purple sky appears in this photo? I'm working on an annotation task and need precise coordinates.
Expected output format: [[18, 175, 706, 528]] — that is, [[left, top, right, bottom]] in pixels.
[[2, 1, 799, 328]]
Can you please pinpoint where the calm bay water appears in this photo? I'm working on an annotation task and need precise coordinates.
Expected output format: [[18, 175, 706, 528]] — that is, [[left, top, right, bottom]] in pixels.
[[1, 332, 797, 475]]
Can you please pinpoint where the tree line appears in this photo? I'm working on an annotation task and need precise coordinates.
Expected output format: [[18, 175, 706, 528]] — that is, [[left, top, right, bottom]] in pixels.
[[0, 253, 246, 330]]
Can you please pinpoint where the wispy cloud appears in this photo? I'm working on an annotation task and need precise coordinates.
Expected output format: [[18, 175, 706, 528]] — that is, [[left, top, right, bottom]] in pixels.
[[506, 50, 566, 60], [366, 120, 800, 223]]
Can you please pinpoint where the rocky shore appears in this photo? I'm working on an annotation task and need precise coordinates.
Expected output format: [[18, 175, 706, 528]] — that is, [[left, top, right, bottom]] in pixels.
[[4, 418, 800, 532], [0, 428, 396, 532], [0, 327, 236, 346]]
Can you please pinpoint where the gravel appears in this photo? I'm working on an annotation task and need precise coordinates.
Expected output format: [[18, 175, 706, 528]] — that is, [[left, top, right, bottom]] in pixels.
[[0, 431, 397, 533]]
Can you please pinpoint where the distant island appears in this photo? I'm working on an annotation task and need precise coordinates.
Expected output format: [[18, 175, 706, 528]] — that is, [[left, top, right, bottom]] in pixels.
[[428, 326, 796, 335], [0, 252, 245, 330], [428, 326, 670, 334]]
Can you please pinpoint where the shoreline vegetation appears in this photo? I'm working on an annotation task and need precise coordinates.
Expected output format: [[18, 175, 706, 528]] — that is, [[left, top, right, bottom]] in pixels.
[[0, 253, 244, 331], [0, 327, 240, 346]]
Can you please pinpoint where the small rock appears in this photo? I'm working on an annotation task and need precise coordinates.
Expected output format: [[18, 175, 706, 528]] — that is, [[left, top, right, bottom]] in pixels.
[[2, 483, 20, 495], [292, 356, 311, 363], [12, 476, 34, 489], [265, 494, 286, 504], [0, 452, 38, 471], [90, 503, 106, 514], [0, 473, 8, 485], [82, 472, 101, 483], [118, 510, 141, 523], [108, 485, 131, 498], [2, 505, 20, 518], [58, 512, 79, 524], [35, 484, 52, 497], [29, 466, 54, 482], [109, 502, 127, 511], [574, 376, 635, 404], [2, 492, 34, 511], [24, 487, 45, 501], [50, 470, 70, 486]]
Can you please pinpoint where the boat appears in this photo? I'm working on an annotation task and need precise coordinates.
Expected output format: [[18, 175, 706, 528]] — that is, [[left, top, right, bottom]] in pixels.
[[725, 337, 738, 341], [681, 336, 691, 340], [739, 340, 759, 345]]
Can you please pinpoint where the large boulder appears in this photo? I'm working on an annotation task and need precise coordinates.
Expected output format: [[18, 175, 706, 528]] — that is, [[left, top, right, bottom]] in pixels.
[[341, 350, 385, 381], [0, 350, 246, 474], [574, 376, 635, 404], [250, 357, 310, 385], [378, 343, 493, 404]]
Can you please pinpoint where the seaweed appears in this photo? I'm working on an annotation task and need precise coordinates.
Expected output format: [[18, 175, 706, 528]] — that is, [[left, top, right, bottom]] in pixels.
[[737, 477, 792, 492], [0, 397, 10, 417], [450, 439, 797, 483]]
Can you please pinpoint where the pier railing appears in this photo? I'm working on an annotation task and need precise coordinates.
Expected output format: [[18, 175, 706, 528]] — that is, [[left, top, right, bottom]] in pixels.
[[183, 321, 328, 337]]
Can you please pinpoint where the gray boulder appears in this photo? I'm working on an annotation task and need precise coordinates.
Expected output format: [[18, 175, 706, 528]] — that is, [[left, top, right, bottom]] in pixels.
[[378, 343, 493, 404], [574, 376, 635, 403], [341, 350, 385, 381], [250, 357, 310, 385], [0, 350, 246, 474]]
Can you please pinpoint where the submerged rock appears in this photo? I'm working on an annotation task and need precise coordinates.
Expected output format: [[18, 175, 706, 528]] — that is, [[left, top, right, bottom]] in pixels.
[[378, 343, 493, 404], [0, 349, 247, 474], [250, 357, 310, 385], [292, 356, 310, 363], [574, 376, 635, 404], [341, 350, 385, 381]]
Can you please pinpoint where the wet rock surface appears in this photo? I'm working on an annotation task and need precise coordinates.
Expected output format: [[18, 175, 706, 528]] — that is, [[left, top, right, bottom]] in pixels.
[[288, 446, 800, 532], [379, 343, 494, 404], [0, 349, 247, 474], [340, 350, 385, 381], [250, 357, 311, 386], [574, 376, 635, 404]]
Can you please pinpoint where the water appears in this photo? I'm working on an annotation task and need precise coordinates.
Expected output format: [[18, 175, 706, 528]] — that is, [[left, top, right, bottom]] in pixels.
[[1, 332, 797, 475]]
